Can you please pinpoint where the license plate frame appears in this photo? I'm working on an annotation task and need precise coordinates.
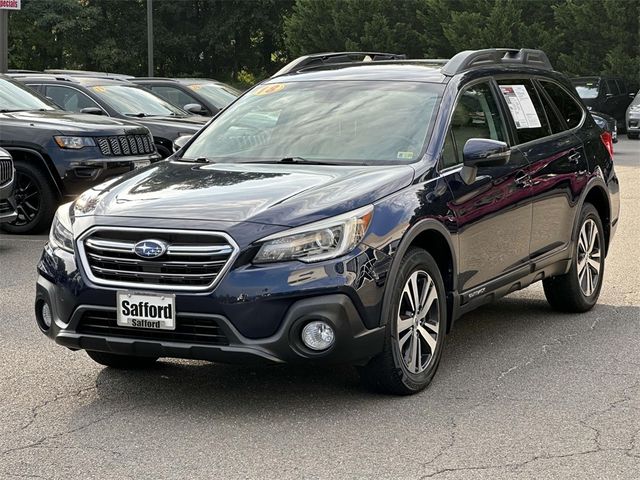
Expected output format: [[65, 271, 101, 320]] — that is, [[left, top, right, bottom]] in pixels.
[[116, 291, 176, 331]]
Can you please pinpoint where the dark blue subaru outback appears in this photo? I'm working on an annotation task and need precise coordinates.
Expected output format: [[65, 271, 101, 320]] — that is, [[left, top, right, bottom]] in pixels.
[[35, 49, 619, 394]]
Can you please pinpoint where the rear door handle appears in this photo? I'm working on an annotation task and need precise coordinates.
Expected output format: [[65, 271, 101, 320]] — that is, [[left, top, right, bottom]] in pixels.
[[568, 151, 581, 164]]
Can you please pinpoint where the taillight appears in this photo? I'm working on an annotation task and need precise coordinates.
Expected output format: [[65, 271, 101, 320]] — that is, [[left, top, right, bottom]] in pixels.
[[600, 131, 614, 159]]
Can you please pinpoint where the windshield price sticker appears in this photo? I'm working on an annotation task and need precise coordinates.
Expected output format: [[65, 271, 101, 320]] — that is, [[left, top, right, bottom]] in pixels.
[[499, 85, 542, 129], [91, 86, 107, 93], [253, 84, 286, 96]]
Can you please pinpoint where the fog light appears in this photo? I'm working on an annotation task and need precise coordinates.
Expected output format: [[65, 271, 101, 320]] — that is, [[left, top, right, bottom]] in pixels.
[[41, 303, 52, 329], [301, 321, 335, 351]]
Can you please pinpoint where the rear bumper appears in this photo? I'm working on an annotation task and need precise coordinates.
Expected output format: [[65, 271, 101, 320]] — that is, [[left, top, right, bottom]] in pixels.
[[36, 275, 385, 366]]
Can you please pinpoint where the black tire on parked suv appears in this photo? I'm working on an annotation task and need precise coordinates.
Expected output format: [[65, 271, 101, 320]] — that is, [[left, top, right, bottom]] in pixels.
[[86, 350, 159, 369], [628, 132, 639, 140], [543, 203, 605, 312], [1, 161, 57, 234], [359, 248, 447, 395]]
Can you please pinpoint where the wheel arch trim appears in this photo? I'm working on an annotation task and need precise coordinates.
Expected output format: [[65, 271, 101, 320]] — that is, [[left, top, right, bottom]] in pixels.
[[5, 147, 63, 197], [379, 219, 458, 330], [572, 172, 612, 255]]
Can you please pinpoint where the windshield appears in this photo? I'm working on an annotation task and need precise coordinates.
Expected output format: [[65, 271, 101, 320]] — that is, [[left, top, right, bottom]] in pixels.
[[183, 80, 443, 164], [187, 83, 240, 108], [572, 79, 600, 99], [89, 84, 187, 117], [0, 78, 57, 112]]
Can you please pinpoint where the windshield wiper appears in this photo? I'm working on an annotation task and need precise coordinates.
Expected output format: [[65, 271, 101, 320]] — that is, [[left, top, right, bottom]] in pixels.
[[178, 157, 214, 164], [124, 112, 150, 118], [248, 157, 340, 165]]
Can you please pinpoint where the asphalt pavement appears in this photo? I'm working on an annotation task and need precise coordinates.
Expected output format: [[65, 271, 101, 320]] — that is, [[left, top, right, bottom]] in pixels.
[[1, 138, 639, 479]]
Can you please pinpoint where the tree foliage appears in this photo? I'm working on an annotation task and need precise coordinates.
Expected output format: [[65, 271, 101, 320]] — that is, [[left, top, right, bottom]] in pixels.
[[8, 0, 640, 87]]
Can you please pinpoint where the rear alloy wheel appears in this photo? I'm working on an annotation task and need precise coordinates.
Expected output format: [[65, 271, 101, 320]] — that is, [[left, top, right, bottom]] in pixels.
[[359, 248, 446, 395], [576, 219, 602, 297], [543, 203, 605, 312], [1, 162, 57, 234]]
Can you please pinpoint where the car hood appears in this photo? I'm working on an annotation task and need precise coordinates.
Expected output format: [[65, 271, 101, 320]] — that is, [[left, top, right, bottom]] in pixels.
[[73, 160, 415, 227], [0, 109, 147, 134]]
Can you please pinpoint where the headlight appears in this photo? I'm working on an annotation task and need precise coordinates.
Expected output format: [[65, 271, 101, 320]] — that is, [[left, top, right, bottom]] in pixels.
[[49, 203, 74, 252], [253, 205, 373, 263], [54, 136, 96, 149]]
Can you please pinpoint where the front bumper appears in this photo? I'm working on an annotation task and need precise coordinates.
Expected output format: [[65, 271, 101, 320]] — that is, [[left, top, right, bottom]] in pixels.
[[35, 216, 392, 366], [626, 115, 640, 132], [0, 175, 17, 223], [36, 275, 385, 366]]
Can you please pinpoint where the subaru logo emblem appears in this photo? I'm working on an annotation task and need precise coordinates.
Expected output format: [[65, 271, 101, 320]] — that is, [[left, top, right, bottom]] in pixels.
[[134, 239, 167, 259]]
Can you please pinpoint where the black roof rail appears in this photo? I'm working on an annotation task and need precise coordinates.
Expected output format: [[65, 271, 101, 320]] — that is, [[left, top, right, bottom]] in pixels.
[[272, 51, 407, 77], [442, 48, 552, 75], [43, 69, 135, 80], [133, 77, 175, 81], [6, 72, 76, 82]]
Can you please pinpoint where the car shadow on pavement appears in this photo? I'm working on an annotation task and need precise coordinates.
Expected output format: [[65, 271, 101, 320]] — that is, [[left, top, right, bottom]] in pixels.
[[86, 297, 638, 417]]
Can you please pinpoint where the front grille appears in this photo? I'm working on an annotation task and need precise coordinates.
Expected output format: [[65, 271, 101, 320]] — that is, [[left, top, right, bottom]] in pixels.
[[78, 228, 238, 291], [77, 310, 229, 345], [0, 159, 13, 186], [96, 134, 155, 156]]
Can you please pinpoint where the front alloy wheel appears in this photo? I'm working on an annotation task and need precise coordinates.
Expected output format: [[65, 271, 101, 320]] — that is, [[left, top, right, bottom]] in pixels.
[[359, 248, 446, 395], [396, 270, 440, 374]]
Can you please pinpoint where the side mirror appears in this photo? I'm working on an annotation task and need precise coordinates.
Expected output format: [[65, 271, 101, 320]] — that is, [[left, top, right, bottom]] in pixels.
[[461, 138, 510, 184], [173, 134, 193, 152], [184, 103, 205, 115], [605, 93, 614, 98], [80, 107, 104, 115]]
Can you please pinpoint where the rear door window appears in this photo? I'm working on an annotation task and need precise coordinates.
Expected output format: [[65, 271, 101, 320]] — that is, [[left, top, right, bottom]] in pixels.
[[497, 79, 551, 144], [149, 85, 197, 109], [605, 79, 619, 95], [539, 81, 584, 130]]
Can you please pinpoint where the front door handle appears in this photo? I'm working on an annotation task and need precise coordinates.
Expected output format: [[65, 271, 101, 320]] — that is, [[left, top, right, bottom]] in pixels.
[[514, 171, 531, 188]]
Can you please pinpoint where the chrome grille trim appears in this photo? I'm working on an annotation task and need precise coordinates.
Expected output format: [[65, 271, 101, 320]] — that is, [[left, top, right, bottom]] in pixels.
[[77, 227, 240, 292], [96, 134, 155, 156], [0, 159, 13, 187]]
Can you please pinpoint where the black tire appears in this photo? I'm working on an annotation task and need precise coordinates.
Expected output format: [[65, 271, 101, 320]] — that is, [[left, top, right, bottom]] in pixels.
[[155, 143, 172, 158], [627, 132, 639, 140], [0, 161, 57, 234], [359, 248, 447, 395], [543, 203, 605, 313], [86, 350, 159, 369]]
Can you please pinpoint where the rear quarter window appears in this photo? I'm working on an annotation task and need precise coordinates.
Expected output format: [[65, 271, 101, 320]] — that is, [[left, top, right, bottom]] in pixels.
[[539, 80, 584, 130]]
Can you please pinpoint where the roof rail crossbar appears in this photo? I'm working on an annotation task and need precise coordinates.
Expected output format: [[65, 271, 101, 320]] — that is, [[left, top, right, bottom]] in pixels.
[[272, 51, 407, 77], [441, 48, 552, 75]]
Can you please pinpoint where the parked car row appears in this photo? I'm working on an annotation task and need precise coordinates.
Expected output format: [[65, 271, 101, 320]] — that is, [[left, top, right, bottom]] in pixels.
[[0, 70, 241, 234], [571, 76, 636, 135]]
